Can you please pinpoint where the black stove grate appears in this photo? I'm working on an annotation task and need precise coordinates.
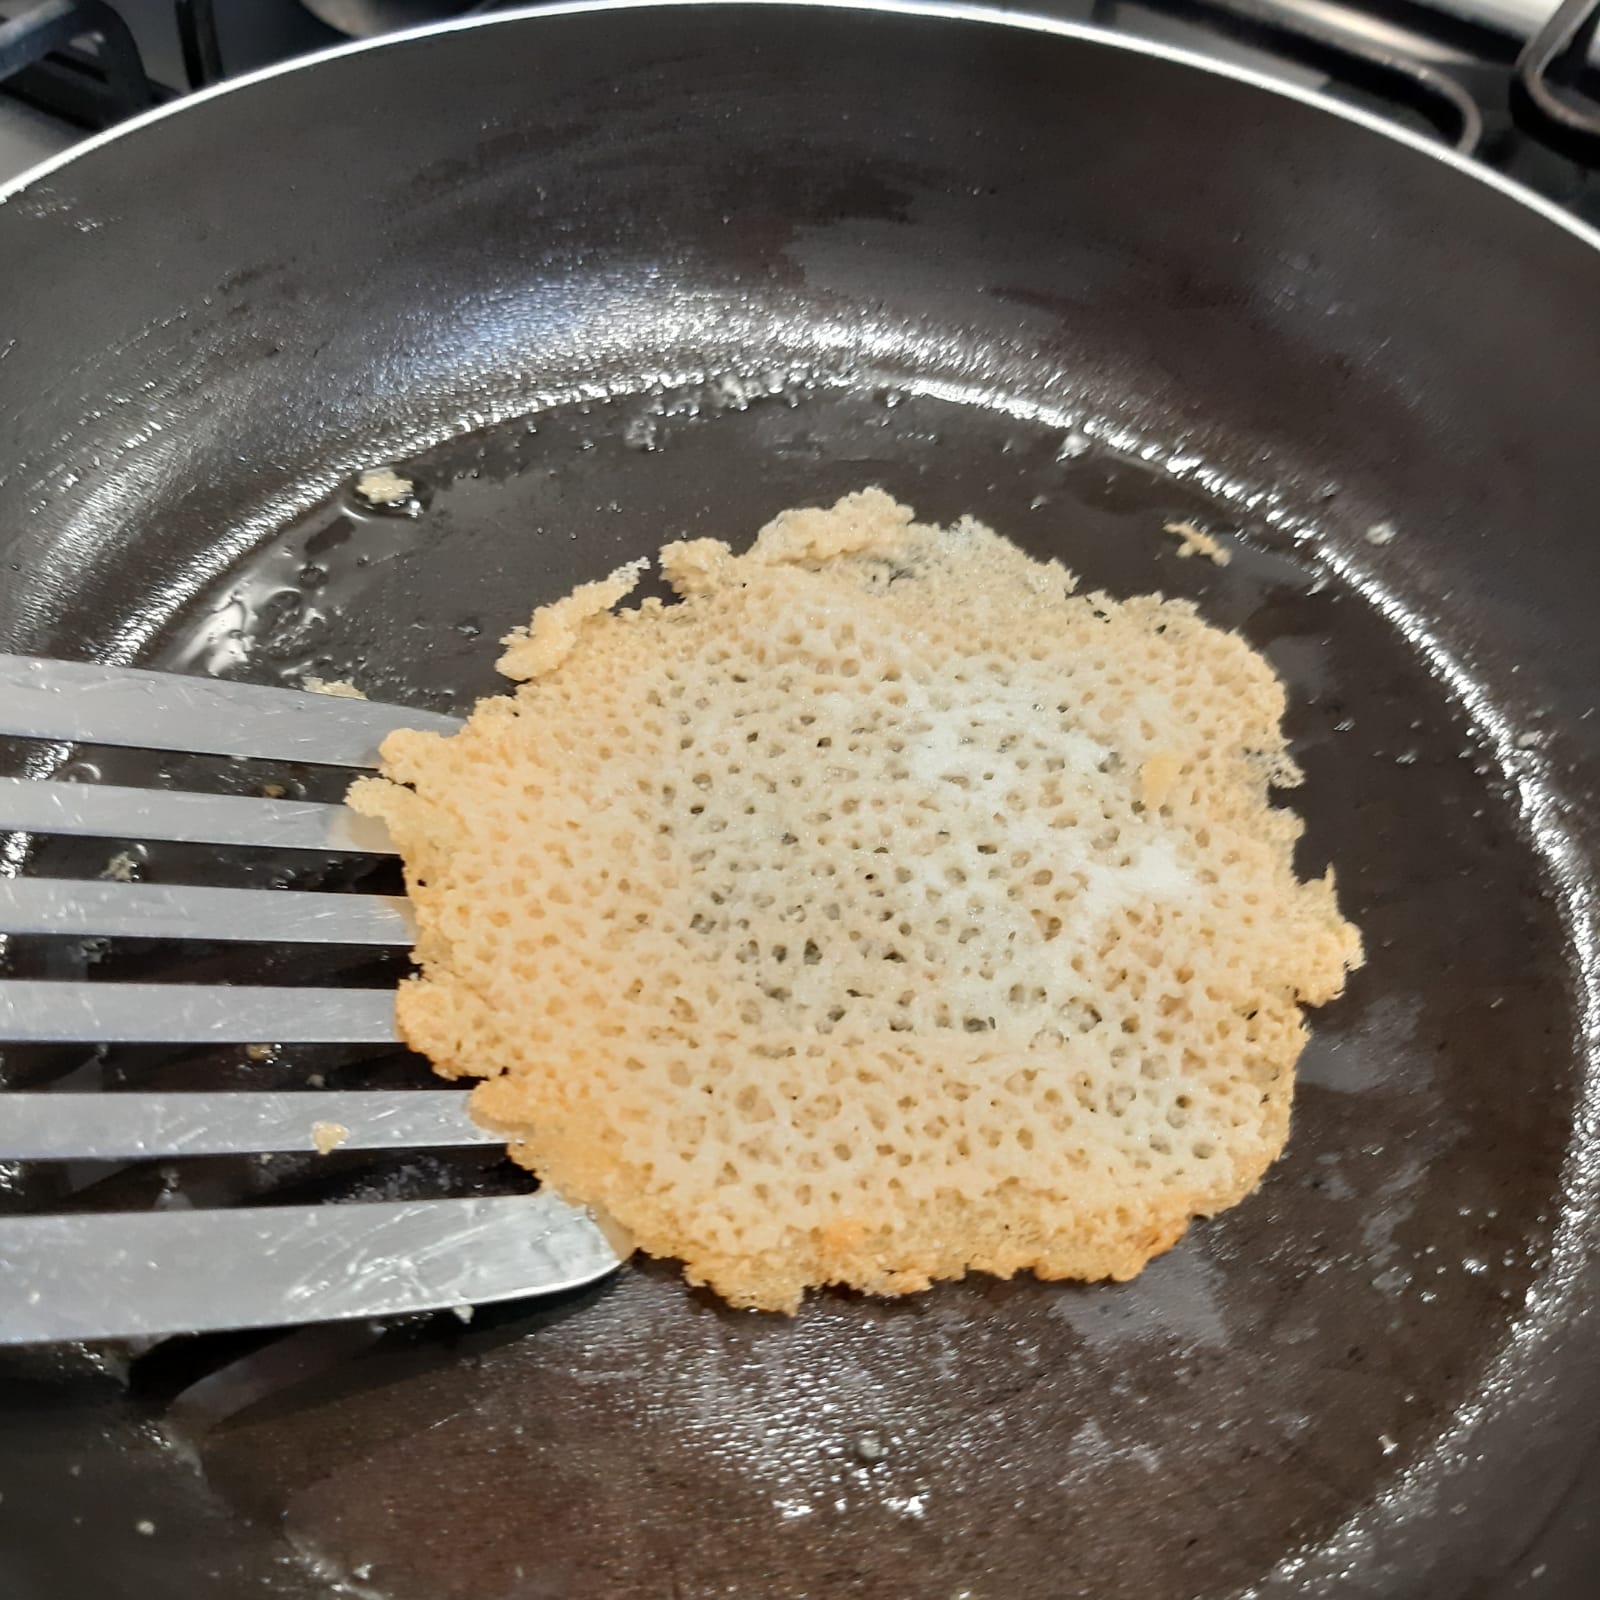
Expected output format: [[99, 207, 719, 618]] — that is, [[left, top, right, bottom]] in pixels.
[[0, 0, 159, 126]]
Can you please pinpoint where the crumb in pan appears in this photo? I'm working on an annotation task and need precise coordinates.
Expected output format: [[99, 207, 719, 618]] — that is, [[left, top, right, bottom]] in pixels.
[[301, 676, 367, 699], [352, 467, 416, 508], [1163, 519, 1232, 566], [309, 1120, 349, 1155]]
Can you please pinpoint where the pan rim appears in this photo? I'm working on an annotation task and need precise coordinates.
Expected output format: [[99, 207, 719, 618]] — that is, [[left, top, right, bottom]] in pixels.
[[1, 0, 1598, 259]]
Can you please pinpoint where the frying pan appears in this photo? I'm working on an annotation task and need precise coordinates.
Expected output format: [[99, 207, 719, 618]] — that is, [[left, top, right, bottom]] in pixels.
[[1, 3, 1598, 1595]]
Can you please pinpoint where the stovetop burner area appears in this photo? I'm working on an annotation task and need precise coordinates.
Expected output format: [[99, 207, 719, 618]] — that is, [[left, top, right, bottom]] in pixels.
[[0, 0, 1597, 215]]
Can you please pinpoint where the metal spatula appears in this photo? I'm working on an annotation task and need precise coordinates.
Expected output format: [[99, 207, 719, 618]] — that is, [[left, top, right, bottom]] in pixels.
[[0, 654, 623, 1344]]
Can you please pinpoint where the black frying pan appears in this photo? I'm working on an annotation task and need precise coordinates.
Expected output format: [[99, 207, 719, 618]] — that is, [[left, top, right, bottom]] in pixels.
[[1, 5, 1597, 1596]]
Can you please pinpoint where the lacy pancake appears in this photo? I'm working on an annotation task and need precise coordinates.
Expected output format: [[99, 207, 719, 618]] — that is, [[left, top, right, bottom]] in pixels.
[[351, 490, 1361, 1312]]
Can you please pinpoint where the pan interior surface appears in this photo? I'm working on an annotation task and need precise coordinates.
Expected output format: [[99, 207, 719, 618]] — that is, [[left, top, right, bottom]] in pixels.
[[0, 7, 1596, 1599]]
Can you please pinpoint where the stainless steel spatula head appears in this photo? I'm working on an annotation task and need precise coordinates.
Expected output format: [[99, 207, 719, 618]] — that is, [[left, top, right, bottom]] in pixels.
[[0, 654, 623, 1343]]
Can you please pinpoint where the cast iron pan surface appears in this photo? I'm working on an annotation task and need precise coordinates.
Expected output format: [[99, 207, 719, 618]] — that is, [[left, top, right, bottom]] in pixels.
[[0, 5, 1597, 1596]]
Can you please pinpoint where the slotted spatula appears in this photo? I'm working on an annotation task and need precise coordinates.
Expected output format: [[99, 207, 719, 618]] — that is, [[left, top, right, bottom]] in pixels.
[[0, 654, 623, 1344]]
